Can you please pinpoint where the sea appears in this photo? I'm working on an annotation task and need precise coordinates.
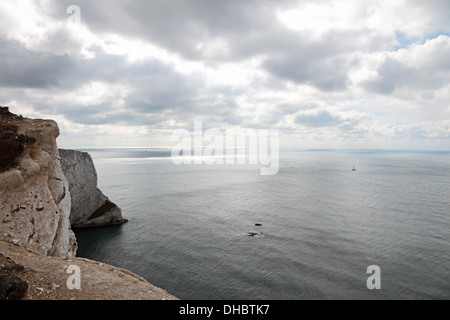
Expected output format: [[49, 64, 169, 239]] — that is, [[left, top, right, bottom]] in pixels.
[[73, 148, 450, 300]]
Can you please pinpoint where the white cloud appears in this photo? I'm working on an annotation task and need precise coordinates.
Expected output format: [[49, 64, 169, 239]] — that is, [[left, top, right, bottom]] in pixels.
[[277, 1, 365, 38], [277, 0, 450, 40], [0, 0, 449, 149]]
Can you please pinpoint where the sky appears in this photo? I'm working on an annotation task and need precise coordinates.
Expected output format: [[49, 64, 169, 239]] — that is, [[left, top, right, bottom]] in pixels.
[[1, 0, 450, 149]]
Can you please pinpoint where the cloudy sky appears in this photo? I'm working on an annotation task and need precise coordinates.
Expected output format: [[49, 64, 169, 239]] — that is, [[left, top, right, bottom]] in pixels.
[[1, 0, 450, 149]]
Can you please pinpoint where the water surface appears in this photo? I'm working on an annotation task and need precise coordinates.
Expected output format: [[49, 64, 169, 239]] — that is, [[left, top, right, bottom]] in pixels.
[[74, 149, 450, 300]]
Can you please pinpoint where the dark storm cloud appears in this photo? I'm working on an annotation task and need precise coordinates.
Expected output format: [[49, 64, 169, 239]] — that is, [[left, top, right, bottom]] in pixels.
[[50, 0, 398, 59], [45, 0, 398, 92], [263, 56, 349, 91], [0, 38, 131, 90], [0, 33, 244, 126], [259, 27, 398, 91], [0, 40, 74, 88], [2, 0, 450, 147], [48, 0, 299, 60]]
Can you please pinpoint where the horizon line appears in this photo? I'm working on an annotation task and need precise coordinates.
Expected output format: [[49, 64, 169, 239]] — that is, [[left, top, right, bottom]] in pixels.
[[59, 146, 450, 153]]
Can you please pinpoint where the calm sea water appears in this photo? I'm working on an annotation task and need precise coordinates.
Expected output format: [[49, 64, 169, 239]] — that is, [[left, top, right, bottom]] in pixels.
[[74, 149, 450, 300]]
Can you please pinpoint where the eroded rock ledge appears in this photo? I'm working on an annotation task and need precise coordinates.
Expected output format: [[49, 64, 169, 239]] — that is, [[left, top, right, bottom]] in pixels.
[[59, 149, 128, 228], [0, 231, 177, 300]]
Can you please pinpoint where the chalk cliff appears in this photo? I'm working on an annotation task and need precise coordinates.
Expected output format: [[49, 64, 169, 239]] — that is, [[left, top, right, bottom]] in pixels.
[[59, 149, 127, 228], [0, 107, 77, 258], [0, 107, 178, 300]]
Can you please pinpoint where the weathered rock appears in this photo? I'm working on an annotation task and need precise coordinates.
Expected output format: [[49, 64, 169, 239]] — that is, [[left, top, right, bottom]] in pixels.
[[0, 108, 177, 300], [0, 107, 77, 258], [0, 133, 36, 173], [0, 231, 178, 300], [0, 269, 29, 300], [59, 149, 128, 228], [0, 251, 29, 300]]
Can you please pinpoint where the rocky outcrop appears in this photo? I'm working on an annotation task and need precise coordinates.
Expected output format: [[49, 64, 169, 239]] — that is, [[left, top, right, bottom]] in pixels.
[[0, 253, 29, 300], [0, 107, 77, 258], [59, 149, 128, 228], [0, 107, 178, 300], [0, 231, 178, 300]]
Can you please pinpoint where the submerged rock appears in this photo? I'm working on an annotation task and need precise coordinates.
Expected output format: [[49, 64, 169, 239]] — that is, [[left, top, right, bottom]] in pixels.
[[59, 149, 128, 228], [247, 232, 262, 237]]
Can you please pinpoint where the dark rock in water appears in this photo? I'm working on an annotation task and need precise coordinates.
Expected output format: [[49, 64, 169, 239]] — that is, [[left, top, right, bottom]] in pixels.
[[87, 199, 129, 226], [247, 232, 260, 237]]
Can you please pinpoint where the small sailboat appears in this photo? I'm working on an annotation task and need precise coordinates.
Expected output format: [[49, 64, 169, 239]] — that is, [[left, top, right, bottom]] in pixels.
[[352, 165, 357, 171]]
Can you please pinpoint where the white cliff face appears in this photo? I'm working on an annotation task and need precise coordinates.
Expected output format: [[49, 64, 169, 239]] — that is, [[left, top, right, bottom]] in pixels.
[[0, 108, 77, 258], [59, 149, 127, 228], [0, 108, 177, 301]]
